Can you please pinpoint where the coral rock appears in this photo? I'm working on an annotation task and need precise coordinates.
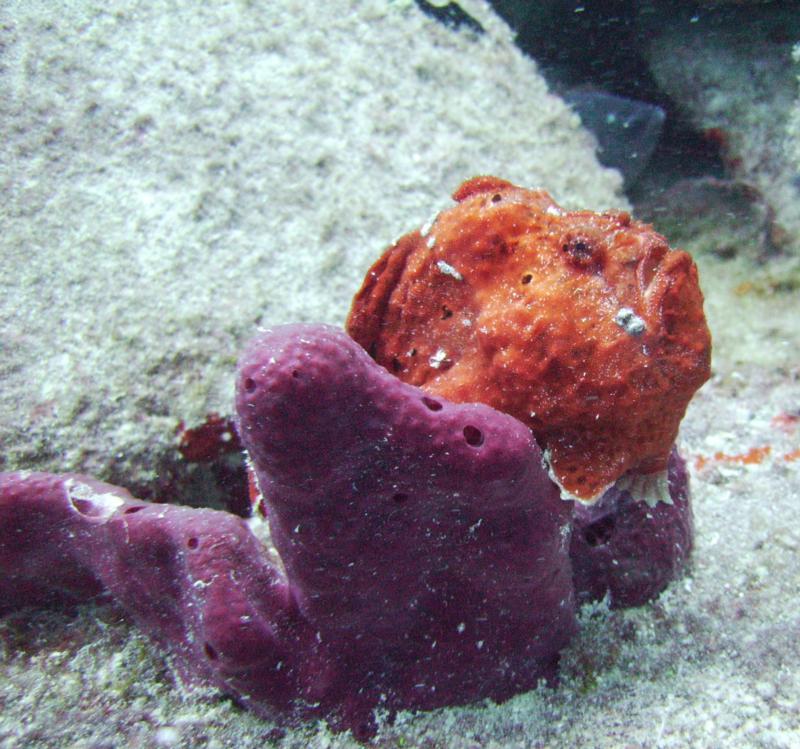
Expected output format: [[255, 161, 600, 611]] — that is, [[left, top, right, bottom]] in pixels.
[[347, 176, 712, 501]]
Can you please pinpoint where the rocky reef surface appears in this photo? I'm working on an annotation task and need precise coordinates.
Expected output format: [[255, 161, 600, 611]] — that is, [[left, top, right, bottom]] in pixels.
[[0, 0, 623, 497], [1, 1, 799, 748]]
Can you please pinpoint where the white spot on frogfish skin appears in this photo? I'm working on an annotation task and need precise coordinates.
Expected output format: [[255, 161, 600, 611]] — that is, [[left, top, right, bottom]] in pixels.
[[420, 211, 439, 237], [429, 348, 448, 368], [614, 307, 646, 336], [436, 260, 463, 280]]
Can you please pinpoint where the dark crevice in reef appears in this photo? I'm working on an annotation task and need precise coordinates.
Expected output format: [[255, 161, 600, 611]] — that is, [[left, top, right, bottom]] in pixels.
[[414, 0, 485, 33], [156, 451, 250, 517], [123, 440, 250, 518], [484, 1, 727, 198]]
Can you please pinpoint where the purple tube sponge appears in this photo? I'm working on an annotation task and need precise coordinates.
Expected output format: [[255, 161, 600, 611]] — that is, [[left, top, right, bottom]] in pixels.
[[0, 471, 322, 717], [0, 472, 112, 611], [0, 323, 696, 736], [0, 323, 579, 735], [235, 323, 577, 722]]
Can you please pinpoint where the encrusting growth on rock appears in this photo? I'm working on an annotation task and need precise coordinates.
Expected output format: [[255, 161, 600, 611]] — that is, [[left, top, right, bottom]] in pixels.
[[347, 176, 712, 502]]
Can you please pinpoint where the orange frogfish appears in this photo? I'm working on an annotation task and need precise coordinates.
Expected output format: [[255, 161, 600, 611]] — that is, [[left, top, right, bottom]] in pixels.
[[347, 176, 712, 503]]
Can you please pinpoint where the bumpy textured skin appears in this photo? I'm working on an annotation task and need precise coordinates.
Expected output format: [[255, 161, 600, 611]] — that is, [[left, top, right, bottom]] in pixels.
[[569, 448, 693, 608], [0, 323, 580, 735], [347, 176, 712, 500]]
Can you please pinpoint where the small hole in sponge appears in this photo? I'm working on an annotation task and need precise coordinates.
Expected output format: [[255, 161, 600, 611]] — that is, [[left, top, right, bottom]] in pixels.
[[422, 397, 443, 411], [187, 537, 199, 550], [243, 377, 256, 393], [392, 493, 409, 504], [583, 516, 615, 547], [491, 193, 503, 203], [204, 643, 218, 660], [521, 273, 533, 285], [463, 425, 484, 447], [123, 506, 146, 515], [291, 370, 300, 379]]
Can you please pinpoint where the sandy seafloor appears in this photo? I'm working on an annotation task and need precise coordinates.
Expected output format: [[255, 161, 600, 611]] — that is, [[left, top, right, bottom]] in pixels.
[[1, 1, 799, 748]]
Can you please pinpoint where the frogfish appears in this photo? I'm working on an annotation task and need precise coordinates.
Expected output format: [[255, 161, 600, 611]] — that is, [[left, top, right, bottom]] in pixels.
[[347, 176, 712, 504]]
